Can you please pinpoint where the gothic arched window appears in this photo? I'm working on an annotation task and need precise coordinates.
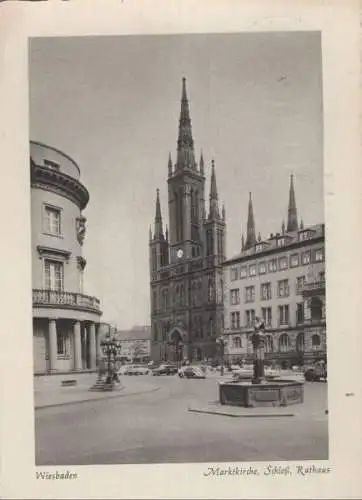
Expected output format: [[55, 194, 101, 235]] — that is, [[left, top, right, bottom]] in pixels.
[[208, 276, 215, 303]]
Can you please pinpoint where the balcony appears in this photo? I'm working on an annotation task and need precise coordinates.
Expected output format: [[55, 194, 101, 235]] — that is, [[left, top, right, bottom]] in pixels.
[[301, 280, 326, 296], [33, 289, 101, 314]]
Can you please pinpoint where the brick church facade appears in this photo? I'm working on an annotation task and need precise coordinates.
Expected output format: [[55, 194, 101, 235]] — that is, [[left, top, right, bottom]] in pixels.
[[149, 78, 226, 363]]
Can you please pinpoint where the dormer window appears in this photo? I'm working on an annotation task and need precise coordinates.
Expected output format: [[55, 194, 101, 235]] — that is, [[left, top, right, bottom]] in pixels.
[[255, 243, 263, 252], [277, 238, 285, 247], [299, 230, 311, 242]]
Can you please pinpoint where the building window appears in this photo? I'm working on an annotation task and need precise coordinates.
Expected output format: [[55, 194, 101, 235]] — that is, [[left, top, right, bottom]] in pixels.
[[296, 332, 304, 352], [180, 284, 185, 306], [245, 309, 255, 328], [249, 265, 256, 277], [312, 334, 321, 350], [301, 251, 311, 265], [233, 336, 242, 349], [230, 268, 238, 281], [265, 335, 274, 353], [299, 230, 311, 242], [258, 262, 266, 274], [319, 271, 325, 281], [153, 289, 158, 312], [255, 244, 263, 252], [261, 307, 272, 327], [315, 248, 324, 262], [310, 297, 323, 321], [245, 286, 255, 303], [277, 279, 290, 298], [296, 303, 304, 324], [279, 333, 291, 352], [206, 229, 213, 256], [57, 331, 65, 355], [296, 276, 306, 294], [208, 278, 215, 304], [277, 238, 285, 247], [230, 289, 240, 305], [231, 312, 240, 329], [44, 206, 61, 235], [290, 254, 299, 268], [44, 260, 64, 291], [268, 259, 277, 272], [279, 257, 288, 270], [240, 266, 247, 279], [278, 305, 289, 325], [261, 282, 272, 301]]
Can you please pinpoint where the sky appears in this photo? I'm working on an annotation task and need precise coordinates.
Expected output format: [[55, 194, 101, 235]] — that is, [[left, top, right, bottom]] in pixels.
[[29, 32, 324, 329]]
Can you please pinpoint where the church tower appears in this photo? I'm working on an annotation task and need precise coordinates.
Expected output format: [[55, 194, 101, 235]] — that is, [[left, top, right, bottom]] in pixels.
[[149, 78, 226, 363]]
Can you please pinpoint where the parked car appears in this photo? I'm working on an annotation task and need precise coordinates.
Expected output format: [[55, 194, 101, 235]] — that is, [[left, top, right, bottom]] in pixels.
[[178, 366, 206, 379], [304, 362, 327, 382], [120, 365, 149, 376], [231, 365, 281, 381], [152, 363, 178, 376]]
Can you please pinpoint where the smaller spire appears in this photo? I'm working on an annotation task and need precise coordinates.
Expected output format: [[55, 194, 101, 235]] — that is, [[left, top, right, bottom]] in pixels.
[[165, 225, 169, 241], [154, 188, 164, 240], [300, 218, 304, 230], [245, 192, 256, 249], [208, 159, 220, 219], [149, 225, 152, 241], [287, 174, 298, 232], [258, 232, 262, 242], [241, 233, 245, 251], [282, 220, 285, 234], [199, 150, 204, 176], [168, 153, 172, 177], [222, 203, 226, 221]]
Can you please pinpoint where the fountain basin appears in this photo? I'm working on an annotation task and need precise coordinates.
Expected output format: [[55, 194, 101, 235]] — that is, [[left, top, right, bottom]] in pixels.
[[219, 379, 304, 408]]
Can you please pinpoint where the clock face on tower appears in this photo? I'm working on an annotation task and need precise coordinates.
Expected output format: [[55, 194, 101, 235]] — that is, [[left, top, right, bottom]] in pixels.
[[177, 249, 184, 259]]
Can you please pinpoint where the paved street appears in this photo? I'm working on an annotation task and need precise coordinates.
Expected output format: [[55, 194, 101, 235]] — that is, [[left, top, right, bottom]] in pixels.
[[35, 375, 328, 465]]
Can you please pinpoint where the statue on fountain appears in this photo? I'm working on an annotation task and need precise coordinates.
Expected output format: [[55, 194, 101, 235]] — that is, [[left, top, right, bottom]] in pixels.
[[251, 317, 266, 384]]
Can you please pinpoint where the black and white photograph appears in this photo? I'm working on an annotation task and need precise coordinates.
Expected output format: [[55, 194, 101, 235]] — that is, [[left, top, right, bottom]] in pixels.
[[30, 32, 328, 466], [1, 1, 361, 498]]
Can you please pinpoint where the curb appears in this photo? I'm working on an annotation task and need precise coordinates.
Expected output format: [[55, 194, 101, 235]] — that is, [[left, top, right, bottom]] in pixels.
[[188, 408, 294, 418], [35, 386, 160, 410]]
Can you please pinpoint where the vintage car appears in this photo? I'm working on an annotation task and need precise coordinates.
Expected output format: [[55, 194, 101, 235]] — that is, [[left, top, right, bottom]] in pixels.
[[178, 366, 206, 379], [152, 363, 178, 376], [120, 365, 149, 376], [304, 362, 327, 382]]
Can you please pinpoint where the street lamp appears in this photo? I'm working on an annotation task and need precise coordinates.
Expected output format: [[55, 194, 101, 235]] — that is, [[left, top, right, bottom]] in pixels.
[[216, 335, 227, 376], [100, 334, 121, 387]]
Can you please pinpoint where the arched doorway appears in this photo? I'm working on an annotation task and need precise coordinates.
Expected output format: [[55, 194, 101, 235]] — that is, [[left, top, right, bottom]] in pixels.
[[168, 326, 188, 365]]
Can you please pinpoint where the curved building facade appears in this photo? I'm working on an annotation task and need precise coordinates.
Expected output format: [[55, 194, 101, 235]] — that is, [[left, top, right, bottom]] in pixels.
[[31, 141, 103, 374]]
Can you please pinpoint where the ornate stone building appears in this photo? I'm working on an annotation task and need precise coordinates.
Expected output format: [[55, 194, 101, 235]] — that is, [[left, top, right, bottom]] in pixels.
[[223, 176, 326, 368], [149, 78, 226, 363], [31, 141, 103, 374]]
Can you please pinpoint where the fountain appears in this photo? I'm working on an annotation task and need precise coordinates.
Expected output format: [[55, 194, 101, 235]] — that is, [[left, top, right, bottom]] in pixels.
[[219, 318, 304, 408]]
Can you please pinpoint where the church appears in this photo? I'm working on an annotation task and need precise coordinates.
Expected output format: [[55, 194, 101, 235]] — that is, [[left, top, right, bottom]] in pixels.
[[149, 78, 226, 363]]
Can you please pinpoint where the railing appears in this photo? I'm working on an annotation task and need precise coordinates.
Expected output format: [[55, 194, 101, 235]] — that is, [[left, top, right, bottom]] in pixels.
[[33, 289, 101, 313], [301, 280, 326, 293]]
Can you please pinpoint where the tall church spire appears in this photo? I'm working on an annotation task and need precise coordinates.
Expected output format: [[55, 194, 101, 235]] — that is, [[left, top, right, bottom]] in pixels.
[[199, 150, 205, 176], [208, 160, 220, 219], [287, 174, 298, 232], [154, 188, 164, 239], [245, 192, 256, 249], [176, 77, 196, 171]]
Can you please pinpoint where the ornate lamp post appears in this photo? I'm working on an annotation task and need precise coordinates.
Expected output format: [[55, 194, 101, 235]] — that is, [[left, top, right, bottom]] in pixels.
[[251, 317, 266, 384], [100, 334, 121, 387], [216, 335, 227, 376]]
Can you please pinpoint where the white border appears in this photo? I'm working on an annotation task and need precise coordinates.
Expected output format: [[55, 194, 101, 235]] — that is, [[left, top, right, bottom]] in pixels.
[[0, 1, 361, 498]]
